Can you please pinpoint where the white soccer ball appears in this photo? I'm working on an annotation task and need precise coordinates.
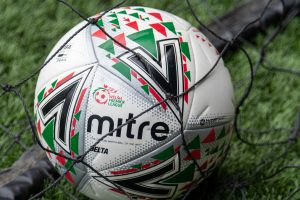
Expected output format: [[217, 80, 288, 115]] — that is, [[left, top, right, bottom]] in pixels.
[[34, 6, 234, 200]]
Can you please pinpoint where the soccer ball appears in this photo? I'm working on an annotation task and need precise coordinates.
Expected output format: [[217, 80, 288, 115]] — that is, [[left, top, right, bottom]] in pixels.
[[34, 6, 234, 200]]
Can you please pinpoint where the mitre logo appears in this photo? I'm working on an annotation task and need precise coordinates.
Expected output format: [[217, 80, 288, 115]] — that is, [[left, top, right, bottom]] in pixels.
[[93, 84, 125, 108], [87, 113, 170, 141]]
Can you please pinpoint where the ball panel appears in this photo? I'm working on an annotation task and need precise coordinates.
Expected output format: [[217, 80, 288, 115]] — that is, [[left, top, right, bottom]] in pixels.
[[186, 63, 235, 129], [89, 6, 197, 133], [84, 65, 182, 172], [34, 64, 97, 185], [131, 6, 192, 31], [186, 27, 235, 130], [78, 123, 232, 200], [36, 21, 96, 93]]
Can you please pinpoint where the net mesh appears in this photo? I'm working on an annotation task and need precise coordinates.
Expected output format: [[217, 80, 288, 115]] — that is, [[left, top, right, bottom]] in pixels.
[[0, 0, 299, 199]]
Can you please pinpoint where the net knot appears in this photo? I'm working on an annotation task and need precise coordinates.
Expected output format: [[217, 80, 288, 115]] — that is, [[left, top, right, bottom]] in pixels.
[[166, 93, 175, 99], [76, 155, 84, 163], [13, 134, 20, 142], [1, 84, 14, 92], [89, 17, 98, 25]]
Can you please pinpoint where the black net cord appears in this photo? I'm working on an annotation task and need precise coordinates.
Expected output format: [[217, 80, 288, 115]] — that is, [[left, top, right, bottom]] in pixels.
[[0, 0, 299, 200]]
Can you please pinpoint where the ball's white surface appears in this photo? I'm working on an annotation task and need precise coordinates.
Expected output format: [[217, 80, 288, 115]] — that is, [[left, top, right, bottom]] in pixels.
[[35, 6, 234, 200]]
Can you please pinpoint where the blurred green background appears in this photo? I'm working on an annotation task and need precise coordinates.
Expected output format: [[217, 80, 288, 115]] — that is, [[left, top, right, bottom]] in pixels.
[[0, 0, 299, 199]]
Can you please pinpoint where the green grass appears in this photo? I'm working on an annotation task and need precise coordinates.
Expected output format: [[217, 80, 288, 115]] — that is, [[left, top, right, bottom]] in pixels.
[[0, 0, 299, 199]]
